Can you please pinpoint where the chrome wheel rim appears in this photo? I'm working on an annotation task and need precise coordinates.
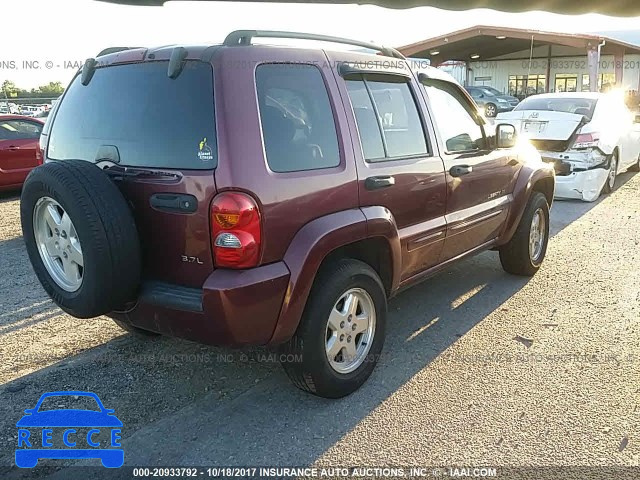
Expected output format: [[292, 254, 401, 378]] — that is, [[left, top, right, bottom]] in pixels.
[[608, 155, 617, 189], [325, 288, 376, 374], [529, 208, 546, 263], [486, 104, 496, 117], [33, 197, 84, 292]]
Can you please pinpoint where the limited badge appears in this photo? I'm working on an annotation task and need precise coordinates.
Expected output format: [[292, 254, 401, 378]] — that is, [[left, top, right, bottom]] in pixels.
[[197, 137, 213, 161]]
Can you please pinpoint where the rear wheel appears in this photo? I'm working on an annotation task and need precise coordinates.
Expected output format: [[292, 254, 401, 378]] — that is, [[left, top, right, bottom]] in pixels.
[[602, 151, 618, 194], [629, 153, 640, 172], [499, 192, 550, 276], [279, 259, 387, 398], [485, 103, 497, 118]]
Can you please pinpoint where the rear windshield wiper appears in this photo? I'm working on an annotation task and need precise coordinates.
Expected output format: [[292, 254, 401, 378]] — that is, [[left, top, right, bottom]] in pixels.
[[104, 164, 180, 180]]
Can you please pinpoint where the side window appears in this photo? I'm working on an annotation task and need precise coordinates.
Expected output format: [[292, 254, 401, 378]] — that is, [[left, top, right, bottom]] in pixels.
[[345, 81, 385, 160], [256, 64, 340, 173], [346, 77, 428, 161], [423, 82, 484, 153]]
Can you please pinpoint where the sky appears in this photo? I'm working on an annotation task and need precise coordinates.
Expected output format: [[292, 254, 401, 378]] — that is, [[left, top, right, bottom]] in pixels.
[[2, 0, 640, 89]]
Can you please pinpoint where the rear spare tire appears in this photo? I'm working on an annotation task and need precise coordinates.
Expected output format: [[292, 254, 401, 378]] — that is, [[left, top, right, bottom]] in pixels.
[[21, 160, 141, 318]]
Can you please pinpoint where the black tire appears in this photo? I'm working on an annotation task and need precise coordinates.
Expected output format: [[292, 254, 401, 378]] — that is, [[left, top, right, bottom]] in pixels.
[[279, 259, 387, 398], [20, 160, 141, 318], [602, 151, 618, 194], [485, 103, 498, 118], [499, 192, 550, 276], [628, 153, 640, 172], [111, 318, 160, 338]]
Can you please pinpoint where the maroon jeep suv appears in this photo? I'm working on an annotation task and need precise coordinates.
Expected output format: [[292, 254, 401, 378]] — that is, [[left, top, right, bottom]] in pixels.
[[21, 30, 554, 398]]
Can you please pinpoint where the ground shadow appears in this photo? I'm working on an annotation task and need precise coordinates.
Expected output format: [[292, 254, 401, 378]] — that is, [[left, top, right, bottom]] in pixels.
[[0, 173, 635, 478]]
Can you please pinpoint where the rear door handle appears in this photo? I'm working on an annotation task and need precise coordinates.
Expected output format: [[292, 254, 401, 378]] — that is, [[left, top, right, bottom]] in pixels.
[[365, 175, 395, 191], [8, 146, 20, 151], [449, 165, 473, 177]]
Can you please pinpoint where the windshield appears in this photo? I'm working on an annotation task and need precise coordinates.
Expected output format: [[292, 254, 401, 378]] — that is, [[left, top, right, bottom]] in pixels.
[[48, 60, 216, 170], [480, 87, 501, 96], [514, 96, 598, 117]]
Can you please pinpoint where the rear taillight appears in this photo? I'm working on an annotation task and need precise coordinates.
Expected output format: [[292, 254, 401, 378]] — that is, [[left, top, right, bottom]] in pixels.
[[572, 132, 599, 149], [36, 135, 46, 165], [210, 192, 261, 269]]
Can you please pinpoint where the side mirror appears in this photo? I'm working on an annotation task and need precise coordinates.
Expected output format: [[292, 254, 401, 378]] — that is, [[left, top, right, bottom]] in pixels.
[[496, 123, 517, 149]]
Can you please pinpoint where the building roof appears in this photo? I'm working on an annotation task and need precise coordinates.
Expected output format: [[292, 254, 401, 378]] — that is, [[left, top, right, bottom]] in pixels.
[[398, 26, 640, 62]]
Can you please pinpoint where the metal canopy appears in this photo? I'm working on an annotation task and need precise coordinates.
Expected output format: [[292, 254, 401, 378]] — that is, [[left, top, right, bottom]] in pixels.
[[398, 26, 640, 62], [96, 0, 640, 16]]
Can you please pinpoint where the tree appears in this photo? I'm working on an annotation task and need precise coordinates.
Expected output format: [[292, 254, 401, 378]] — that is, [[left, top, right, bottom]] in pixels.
[[1, 80, 19, 98], [38, 82, 65, 96]]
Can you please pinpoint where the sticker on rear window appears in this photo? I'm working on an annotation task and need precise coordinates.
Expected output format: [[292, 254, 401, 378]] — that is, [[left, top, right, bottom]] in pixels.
[[198, 137, 213, 162]]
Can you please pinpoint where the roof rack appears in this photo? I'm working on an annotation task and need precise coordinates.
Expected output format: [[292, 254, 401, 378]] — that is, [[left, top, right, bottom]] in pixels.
[[223, 30, 405, 59]]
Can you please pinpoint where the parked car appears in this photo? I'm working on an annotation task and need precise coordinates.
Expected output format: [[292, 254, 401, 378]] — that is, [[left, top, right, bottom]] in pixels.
[[465, 86, 520, 118], [21, 31, 554, 398], [498, 92, 640, 202], [0, 115, 44, 191]]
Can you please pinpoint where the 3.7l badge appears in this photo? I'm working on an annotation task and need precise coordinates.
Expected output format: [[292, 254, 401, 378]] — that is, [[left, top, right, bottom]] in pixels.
[[181, 256, 203, 264]]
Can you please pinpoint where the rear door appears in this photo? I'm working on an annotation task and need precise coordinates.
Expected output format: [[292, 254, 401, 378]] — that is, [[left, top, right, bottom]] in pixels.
[[0, 119, 42, 187], [420, 76, 521, 261], [329, 53, 448, 282], [46, 58, 217, 288]]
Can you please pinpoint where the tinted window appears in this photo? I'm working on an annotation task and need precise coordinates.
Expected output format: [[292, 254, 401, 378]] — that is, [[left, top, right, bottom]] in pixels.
[[48, 61, 216, 169], [423, 81, 484, 153], [514, 96, 598, 118], [256, 64, 340, 173], [346, 78, 428, 161], [346, 80, 385, 160], [0, 120, 42, 140]]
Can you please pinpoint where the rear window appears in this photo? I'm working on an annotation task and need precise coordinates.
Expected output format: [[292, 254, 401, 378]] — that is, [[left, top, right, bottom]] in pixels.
[[514, 96, 598, 118], [48, 61, 216, 169]]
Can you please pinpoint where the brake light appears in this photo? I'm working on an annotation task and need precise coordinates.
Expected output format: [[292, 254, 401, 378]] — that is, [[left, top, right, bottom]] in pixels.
[[36, 135, 46, 165], [210, 192, 261, 269], [573, 132, 600, 149]]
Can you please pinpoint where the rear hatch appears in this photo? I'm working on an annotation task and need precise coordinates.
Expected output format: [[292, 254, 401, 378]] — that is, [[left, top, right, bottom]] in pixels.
[[46, 57, 217, 288], [498, 110, 587, 152]]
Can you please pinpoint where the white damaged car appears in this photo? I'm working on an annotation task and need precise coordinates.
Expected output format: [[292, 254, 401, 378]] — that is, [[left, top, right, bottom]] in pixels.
[[498, 92, 640, 202]]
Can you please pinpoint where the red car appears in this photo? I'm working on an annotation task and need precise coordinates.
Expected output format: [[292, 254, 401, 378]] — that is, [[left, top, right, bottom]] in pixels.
[[21, 31, 554, 398], [0, 115, 44, 191]]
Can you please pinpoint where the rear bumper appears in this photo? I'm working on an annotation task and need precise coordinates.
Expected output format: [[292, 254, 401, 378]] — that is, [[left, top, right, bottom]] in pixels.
[[554, 169, 609, 202], [110, 262, 290, 346], [540, 149, 610, 202]]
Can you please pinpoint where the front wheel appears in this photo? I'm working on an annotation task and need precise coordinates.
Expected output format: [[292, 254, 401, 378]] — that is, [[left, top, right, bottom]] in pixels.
[[499, 192, 550, 276], [279, 259, 387, 398], [485, 103, 497, 118]]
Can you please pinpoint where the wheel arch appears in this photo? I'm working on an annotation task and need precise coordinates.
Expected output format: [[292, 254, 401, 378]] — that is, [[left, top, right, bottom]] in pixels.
[[498, 164, 555, 246], [269, 207, 401, 344]]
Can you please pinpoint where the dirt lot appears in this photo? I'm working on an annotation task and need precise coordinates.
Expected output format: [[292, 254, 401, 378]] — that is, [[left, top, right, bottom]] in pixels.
[[1, 172, 639, 479]]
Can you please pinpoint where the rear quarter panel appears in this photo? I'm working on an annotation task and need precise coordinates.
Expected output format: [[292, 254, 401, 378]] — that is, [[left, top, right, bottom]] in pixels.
[[211, 46, 359, 265]]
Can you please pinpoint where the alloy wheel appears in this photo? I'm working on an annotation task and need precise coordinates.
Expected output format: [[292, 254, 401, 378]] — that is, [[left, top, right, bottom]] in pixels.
[[529, 208, 546, 263], [33, 197, 84, 292], [325, 288, 376, 374]]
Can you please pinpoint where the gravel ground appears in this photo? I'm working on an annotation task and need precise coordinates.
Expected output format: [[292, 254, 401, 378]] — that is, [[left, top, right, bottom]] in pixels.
[[0, 171, 639, 479]]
